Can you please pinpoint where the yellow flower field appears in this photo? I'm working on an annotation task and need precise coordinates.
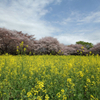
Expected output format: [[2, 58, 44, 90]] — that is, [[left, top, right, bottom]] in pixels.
[[0, 54, 100, 100]]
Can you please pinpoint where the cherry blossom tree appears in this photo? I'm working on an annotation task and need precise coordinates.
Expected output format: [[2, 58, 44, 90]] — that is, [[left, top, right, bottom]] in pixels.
[[0, 27, 35, 55], [60, 44, 89, 55], [32, 37, 62, 55], [89, 43, 100, 55]]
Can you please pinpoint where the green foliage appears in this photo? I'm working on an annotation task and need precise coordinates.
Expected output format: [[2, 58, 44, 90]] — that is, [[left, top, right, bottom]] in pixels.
[[76, 41, 93, 50]]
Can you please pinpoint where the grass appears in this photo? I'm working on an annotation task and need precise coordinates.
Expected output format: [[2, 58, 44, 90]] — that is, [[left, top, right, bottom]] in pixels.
[[0, 54, 100, 100]]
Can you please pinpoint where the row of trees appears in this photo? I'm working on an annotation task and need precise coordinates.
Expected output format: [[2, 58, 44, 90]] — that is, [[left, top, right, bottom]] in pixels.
[[0, 27, 100, 56]]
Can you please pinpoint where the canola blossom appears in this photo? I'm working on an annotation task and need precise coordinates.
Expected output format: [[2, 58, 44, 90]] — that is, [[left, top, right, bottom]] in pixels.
[[0, 54, 100, 100]]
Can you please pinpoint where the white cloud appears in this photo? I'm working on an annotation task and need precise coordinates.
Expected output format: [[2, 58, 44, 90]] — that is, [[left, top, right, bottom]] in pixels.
[[54, 33, 88, 45], [60, 11, 100, 26], [54, 0, 62, 4], [0, 0, 62, 40], [54, 30, 100, 45], [77, 11, 100, 23], [60, 18, 72, 25], [50, 10, 100, 45]]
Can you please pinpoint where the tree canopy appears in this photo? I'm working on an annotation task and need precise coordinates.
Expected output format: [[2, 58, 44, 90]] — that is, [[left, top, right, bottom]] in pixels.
[[76, 41, 93, 50]]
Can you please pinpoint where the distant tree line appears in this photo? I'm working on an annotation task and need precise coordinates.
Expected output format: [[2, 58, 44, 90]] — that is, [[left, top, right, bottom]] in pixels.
[[76, 41, 93, 50], [0, 27, 100, 56]]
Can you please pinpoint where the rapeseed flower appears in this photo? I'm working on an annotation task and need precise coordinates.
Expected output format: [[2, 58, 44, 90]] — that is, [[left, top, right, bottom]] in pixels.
[[37, 96, 42, 100], [56, 92, 61, 98], [22, 89, 26, 93], [87, 78, 91, 83], [17, 46, 19, 48], [90, 95, 95, 100], [63, 95, 67, 100], [16, 49, 19, 52], [27, 92, 32, 97], [81, 46, 84, 49], [26, 45, 28, 47], [77, 50, 79, 52], [91, 75, 94, 79], [89, 51, 92, 54], [91, 81, 95, 86], [79, 71, 83, 78], [67, 78, 72, 83], [33, 90, 38, 96], [45, 94, 49, 100], [68, 63, 72, 69], [37, 81, 44, 90], [24, 48, 26, 51], [0, 54, 100, 99], [61, 89, 65, 94]]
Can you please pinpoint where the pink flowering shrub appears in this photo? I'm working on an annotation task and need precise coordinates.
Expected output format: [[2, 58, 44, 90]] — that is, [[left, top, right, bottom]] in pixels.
[[62, 46, 76, 55], [59, 43, 75, 55], [32, 37, 62, 55], [60, 44, 89, 55], [89, 43, 100, 55]]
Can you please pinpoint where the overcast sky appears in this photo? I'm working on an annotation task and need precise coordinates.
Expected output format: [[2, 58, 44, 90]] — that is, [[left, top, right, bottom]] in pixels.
[[0, 0, 100, 45]]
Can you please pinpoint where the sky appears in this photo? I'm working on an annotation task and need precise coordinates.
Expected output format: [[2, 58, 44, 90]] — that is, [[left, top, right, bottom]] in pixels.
[[0, 0, 100, 45]]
